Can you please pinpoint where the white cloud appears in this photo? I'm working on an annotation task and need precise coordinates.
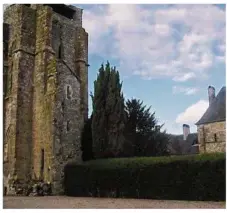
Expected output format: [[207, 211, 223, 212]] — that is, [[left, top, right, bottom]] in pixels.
[[172, 72, 196, 82], [216, 55, 225, 63], [83, 6, 112, 54], [175, 100, 209, 124], [153, 24, 171, 37], [218, 44, 226, 53], [172, 86, 199, 95], [82, 4, 225, 81]]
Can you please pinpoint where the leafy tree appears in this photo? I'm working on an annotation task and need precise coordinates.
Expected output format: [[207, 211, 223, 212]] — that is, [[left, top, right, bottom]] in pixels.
[[124, 98, 170, 157], [151, 130, 170, 156], [91, 62, 126, 158]]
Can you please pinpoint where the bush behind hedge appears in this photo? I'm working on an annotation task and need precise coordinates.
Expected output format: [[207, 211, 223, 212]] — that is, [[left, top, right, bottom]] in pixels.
[[64, 153, 226, 201]]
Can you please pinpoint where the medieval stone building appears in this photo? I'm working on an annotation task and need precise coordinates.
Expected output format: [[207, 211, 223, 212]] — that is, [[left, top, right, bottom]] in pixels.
[[3, 4, 88, 194], [196, 86, 226, 153]]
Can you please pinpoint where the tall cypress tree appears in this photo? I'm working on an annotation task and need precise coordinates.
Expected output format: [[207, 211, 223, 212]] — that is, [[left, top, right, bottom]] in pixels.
[[91, 62, 126, 158]]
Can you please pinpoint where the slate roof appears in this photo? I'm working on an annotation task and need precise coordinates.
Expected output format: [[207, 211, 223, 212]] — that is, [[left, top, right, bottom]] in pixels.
[[195, 86, 226, 125], [168, 133, 198, 155]]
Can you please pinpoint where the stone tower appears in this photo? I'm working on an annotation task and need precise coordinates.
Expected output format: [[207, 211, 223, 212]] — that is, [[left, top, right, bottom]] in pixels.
[[3, 4, 88, 194]]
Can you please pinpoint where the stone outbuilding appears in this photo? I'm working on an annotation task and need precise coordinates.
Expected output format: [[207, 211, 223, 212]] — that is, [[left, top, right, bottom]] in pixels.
[[195, 86, 226, 153]]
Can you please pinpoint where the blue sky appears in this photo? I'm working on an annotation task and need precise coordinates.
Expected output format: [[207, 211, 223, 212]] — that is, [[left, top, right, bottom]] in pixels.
[[4, 4, 224, 135], [74, 4, 226, 135]]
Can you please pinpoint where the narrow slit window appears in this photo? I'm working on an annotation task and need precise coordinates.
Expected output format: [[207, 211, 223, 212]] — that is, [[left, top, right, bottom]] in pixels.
[[214, 133, 217, 142], [61, 101, 65, 111], [58, 44, 62, 59], [41, 149, 44, 172], [66, 85, 72, 99], [66, 120, 70, 132]]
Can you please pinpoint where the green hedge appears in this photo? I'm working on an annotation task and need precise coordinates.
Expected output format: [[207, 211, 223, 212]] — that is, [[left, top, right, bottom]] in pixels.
[[64, 153, 226, 201]]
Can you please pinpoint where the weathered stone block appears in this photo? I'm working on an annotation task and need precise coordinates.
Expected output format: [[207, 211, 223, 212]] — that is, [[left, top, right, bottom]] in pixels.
[[198, 121, 226, 153]]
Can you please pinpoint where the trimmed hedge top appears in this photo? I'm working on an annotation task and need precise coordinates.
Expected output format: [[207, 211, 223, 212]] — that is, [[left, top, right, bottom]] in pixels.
[[66, 152, 225, 169]]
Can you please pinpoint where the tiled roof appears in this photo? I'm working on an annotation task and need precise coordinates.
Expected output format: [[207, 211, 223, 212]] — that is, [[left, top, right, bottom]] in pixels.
[[195, 86, 226, 125]]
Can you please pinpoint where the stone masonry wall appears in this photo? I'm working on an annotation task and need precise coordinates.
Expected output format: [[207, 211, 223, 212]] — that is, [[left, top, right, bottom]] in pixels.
[[4, 5, 20, 184], [75, 27, 89, 125], [15, 5, 36, 181], [198, 121, 226, 153], [53, 63, 81, 194], [3, 5, 36, 189], [3, 23, 9, 170], [51, 13, 82, 194], [32, 5, 55, 182]]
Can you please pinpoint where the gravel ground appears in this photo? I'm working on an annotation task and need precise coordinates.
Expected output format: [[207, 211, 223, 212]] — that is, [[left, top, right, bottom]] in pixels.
[[3, 196, 226, 209]]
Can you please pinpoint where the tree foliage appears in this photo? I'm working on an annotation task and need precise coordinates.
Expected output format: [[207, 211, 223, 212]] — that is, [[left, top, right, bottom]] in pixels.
[[83, 61, 170, 160], [124, 98, 170, 157], [91, 62, 126, 158]]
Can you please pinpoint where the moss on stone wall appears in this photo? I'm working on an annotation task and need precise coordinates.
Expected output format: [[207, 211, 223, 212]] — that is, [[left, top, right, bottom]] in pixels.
[[32, 5, 54, 182], [47, 58, 57, 75]]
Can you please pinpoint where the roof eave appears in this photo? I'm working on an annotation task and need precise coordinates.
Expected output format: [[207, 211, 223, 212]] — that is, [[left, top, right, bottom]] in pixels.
[[196, 118, 226, 126]]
